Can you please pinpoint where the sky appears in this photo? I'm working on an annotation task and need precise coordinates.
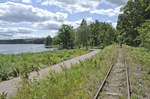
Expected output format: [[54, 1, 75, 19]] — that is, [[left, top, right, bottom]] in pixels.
[[0, 0, 128, 40]]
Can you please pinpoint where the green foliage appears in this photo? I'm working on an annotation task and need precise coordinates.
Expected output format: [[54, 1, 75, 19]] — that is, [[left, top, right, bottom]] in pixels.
[[44, 35, 52, 46], [13, 45, 118, 99], [76, 19, 89, 48], [117, 0, 150, 46], [89, 20, 116, 48], [52, 19, 116, 49], [0, 92, 7, 99], [0, 49, 89, 81], [125, 45, 150, 73], [137, 20, 150, 49], [125, 45, 150, 97], [57, 24, 75, 49]]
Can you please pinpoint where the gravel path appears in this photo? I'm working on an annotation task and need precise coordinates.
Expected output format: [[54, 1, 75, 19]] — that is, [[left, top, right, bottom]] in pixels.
[[0, 49, 100, 99]]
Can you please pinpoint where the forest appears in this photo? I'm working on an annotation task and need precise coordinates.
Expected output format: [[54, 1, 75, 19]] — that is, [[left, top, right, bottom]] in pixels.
[[45, 0, 150, 50]]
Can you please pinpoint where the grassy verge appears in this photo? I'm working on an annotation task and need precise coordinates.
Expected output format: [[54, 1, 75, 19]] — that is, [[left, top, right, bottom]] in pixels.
[[124, 45, 150, 98], [0, 49, 89, 81], [125, 45, 150, 73], [12, 45, 118, 99]]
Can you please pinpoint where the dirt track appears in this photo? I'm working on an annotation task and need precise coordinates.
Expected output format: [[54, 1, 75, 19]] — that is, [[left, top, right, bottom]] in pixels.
[[0, 49, 100, 99]]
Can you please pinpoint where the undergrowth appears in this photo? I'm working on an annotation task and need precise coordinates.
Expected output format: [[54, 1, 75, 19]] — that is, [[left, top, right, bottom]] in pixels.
[[124, 45, 150, 98], [13, 45, 118, 99], [125, 45, 150, 73], [0, 49, 89, 81]]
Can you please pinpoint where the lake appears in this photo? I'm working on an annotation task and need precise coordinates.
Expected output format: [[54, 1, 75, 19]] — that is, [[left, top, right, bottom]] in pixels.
[[0, 44, 58, 54]]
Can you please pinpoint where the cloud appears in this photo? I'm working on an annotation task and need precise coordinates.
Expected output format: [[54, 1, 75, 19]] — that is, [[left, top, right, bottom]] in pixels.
[[64, 17, 94, 28], [0, 0, 125, 39], [112, 22, 117, 28], [34, 21, 62, 30], [0, 2, 68, 24], [0, 27, 35, 34], [104, 0, 128, 6], [42, 0, 100, 13], [105, 20, 117, 28], [41, 0, 127, 13], [0, 27, 37, 39], [22, 0, 31, 3], [90, 6, 122, 17], [0, 2, 68, 32]]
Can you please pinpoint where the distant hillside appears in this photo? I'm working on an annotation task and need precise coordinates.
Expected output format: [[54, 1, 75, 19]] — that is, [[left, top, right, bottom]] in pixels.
[[0, 38, 45, 44]]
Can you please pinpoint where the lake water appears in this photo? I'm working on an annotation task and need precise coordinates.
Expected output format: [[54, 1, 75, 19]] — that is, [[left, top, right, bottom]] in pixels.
[[0, 44, 58, 54]]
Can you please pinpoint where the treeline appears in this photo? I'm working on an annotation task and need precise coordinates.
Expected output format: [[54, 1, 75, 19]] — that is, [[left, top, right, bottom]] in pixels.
[[117, 0, 150, 49], [0, 38, 45, 44], [45, 19, 116, 49], [45, 0, 150, 49]]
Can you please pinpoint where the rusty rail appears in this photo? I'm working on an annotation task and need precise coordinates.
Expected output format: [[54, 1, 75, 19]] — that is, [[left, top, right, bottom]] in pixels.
[[93, 64, 114, 99], [125, 59, 131, 99], [94, 59, 131, 99]]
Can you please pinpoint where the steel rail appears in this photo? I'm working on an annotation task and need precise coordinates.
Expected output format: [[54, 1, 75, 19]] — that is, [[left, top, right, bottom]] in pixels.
[[93, 64, 114, 99], [125, 59, 131, 99]]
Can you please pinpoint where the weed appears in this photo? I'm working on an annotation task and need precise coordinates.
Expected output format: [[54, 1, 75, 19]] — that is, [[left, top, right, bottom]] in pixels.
[[0, 49, 89, 81], [0, 92, 7, 99], [13, 45, 118, 99]]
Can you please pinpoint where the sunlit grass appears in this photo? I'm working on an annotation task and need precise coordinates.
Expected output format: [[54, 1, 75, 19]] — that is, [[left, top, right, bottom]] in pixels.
[[13, 45, 118, 99], [124, 45, 150, 73], [124, 45, 150, 98], [0, 49, 89, 81]]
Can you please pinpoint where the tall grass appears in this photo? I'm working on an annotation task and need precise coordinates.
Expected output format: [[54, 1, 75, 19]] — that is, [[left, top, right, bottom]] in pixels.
[[124, 45, 150, 73], [0, 49, 89, 81], [124, 45, 150, 98], [13, 45, 118, 99]]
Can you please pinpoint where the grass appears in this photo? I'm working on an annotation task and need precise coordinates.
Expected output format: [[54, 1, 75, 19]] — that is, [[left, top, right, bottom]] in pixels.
[[125, 45, 150, 73], [12, 45, 118, 99], [124, 45, 150, 98], [0, 49, 89, 81]]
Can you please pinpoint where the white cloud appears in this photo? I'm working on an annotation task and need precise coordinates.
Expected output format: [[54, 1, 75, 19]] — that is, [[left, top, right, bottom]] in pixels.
[[104, 0, 127, 6], [34, 21, 62, 30], [64, 17, 94, 28], [0, 0, 125, 39], [42, 0, 100, 13], [0, 27, 35, 34], [112, 22, 117, 28], [105, 20, 117, 28], [0, 2, 67, 24], [0, 2, 68, 31], [90, 6, 122, 17], [22, 0, 31, 3], [41, 0, 127, 13], [0, 27, 36, 39]]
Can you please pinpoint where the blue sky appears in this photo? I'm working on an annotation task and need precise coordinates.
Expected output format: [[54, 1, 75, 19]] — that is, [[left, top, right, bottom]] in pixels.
[[0, 0, 127, 40]]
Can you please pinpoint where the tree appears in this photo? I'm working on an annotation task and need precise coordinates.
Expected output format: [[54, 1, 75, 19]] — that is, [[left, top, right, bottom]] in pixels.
[[88, 21, 116, 48], [137, 20, 150, 49], [58, 24, 75, 49], [117, 0, 150, 46], [77, 19, 89, 49], [53, 19, 117, 49], [89, 20, 100, 46], [44, 35, 52, 46], [52, 36, 60, 45]]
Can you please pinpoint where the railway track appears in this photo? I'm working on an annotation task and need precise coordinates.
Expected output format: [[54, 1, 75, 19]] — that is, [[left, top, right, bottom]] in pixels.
[[94, 54, 131, 99]]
